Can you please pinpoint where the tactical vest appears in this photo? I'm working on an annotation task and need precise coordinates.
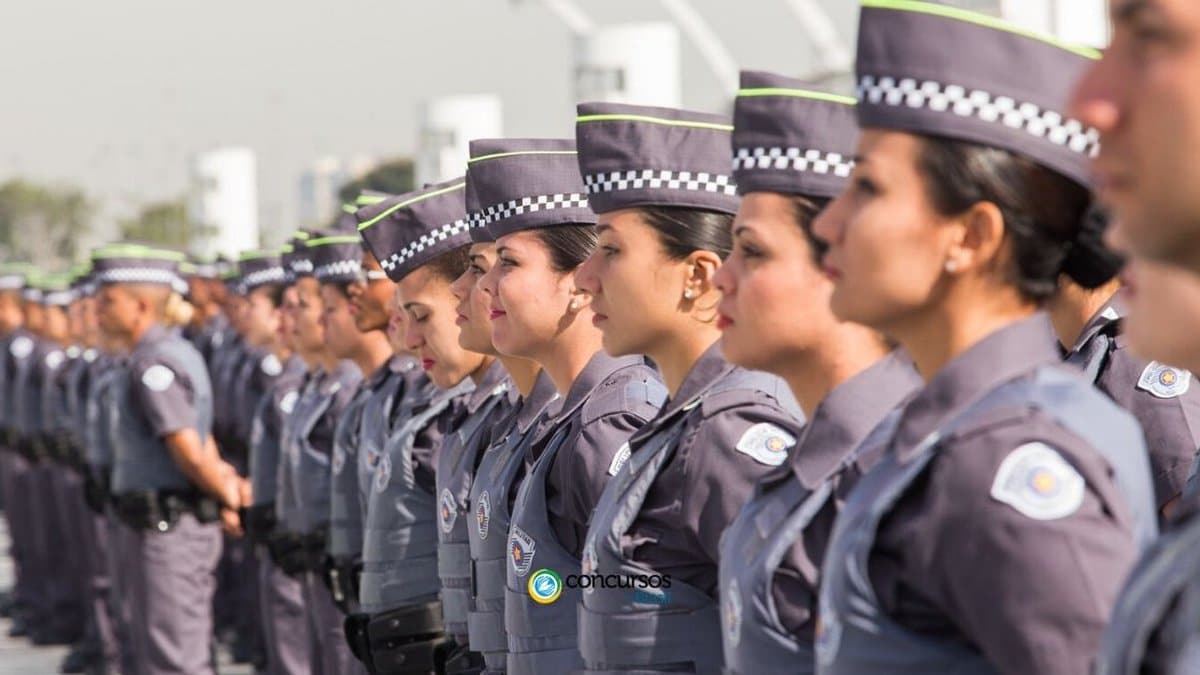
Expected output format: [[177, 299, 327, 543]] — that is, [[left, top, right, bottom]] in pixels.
[[1097, 503, 1200, 674], [359, 379, 473, 614], [289, 373, 340, 535], [467, 394, 560, 672], [579, 370, 801, 675], [111, 337, 213, 494], [85, 366, 125, 470], [816, 367, 1157, 674], [437, 381, 510, 638], [328, 384, 375, 559]]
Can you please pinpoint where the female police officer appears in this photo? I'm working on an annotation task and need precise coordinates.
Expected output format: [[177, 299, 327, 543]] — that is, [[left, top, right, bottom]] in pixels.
[[713, 71, 921, 674], [467, 138, 665, 673], [811, 2, 1157, 673], [568, 102, 803, 675]]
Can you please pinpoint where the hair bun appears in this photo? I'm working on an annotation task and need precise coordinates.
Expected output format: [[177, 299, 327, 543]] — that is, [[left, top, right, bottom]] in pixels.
[[1060, 203, 1125, 289]]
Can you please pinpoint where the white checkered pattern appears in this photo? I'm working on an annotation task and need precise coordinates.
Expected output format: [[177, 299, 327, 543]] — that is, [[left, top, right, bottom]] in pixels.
[[94, 268, 183, 288], [857, 75, 1100, 157], [583, 169, 736, 197], [379, 218, 470, 273], [43, 290, 76, 307], [475, 193, 591, 230], [242, 266, 286, 290], [0, 276, 24, 291], [732, 147, 854, 177], [314, 259, 359, 281], [289, 260, 313, 275]]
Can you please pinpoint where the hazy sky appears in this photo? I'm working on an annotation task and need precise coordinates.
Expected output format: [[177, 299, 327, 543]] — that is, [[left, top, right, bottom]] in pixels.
[[0, 1, 948, 245]]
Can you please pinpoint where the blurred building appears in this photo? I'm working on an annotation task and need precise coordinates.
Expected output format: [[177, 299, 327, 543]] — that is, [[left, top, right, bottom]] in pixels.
[[574, 22, 682, 108], [416, 95, 504, 187], [298, 155, 377, 228], [188, 147, 258, 258]]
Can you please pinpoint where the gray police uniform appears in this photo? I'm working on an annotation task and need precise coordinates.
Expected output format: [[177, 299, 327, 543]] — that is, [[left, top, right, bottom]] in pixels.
[[815, 316, 1156, 674], [1097, 490, 1200, 674], [467, 370, 560, 673], [328, 356, 415, 612], [718, 353, 919, 675], [1063, 291, 1200, 512], [504, 352, 665, 674], [1, 328, 40, 631], [285, 359, 364, 675], [437, 360, 514, 644], [249, 355, 311, 675], [111, 323, 223, 675], [577, 344, 802, 675]]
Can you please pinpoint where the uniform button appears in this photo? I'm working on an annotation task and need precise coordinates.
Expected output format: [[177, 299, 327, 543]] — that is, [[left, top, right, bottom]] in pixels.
[[157, 521, 168, 532]]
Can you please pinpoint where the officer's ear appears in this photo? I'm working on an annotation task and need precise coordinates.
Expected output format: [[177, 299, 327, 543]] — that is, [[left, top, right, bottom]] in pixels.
[[682, 250, 723, 298]]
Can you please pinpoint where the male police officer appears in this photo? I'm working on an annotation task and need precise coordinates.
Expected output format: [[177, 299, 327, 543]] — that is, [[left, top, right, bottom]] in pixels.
[[92, 243, 244, 675]]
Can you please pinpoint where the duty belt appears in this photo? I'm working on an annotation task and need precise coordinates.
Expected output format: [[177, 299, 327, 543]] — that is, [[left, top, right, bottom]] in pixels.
[[344, 600, 453, 675], [111, 489, 221, 532]]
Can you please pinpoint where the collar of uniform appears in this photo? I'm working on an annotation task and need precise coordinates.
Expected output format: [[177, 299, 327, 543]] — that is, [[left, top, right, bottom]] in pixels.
[[132, 324, 170, 353], [555, 351, 644, 421], [516, 368, 561, 433], [1067, 288, 1126, 355], [630, 341, 732, 443], [466, 359, 510, 415], [389, 354, 419, 375], [361, 359, 396, 390], [791, 350, 921, 488], [891, 313, 1061, 462]]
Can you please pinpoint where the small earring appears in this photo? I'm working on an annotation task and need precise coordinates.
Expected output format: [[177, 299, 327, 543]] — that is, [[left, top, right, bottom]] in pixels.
[[683, 289, 694, 300], [568, 299, 579, 312], [944, 259, 959, 273]]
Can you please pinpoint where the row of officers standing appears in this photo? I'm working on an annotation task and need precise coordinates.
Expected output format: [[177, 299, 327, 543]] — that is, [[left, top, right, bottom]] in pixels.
[[4, 1, 1200, 673]]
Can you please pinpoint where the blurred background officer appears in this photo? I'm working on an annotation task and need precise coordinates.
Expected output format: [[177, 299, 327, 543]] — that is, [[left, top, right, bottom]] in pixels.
[[468, 138, 665, 673], [349, 178, 483, 675], [812, 3, 1156, 673], [571, 101, 803, 675], [94, 243, 242, 675], [1046, 211, 1200, 520], [716, 72, 921, 674], [283, 232, 365, 675]]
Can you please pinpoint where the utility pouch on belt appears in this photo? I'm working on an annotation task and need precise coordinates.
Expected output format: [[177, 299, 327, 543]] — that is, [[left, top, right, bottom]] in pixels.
[[242, 503, 277, 543], [363, 601, 452, 675], [267, 531, 308, 577]]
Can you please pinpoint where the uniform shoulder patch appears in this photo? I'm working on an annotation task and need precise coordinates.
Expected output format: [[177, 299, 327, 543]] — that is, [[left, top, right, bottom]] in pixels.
[[140, 364, 176, 392], [261, 353, 283, 377], [990, 442, 1085, 521], [1137, 362, 1191, 399], [279, 390, 299, 414], [607, 442, 632, 476], [734, 422, 795, 466], [45, 350, 64, 370], [9, 336, 32, 359]]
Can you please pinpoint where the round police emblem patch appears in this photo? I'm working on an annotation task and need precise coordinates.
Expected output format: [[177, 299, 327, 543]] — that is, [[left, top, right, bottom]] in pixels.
[[373, 453, 392, 494], [734, 422, 796, 466], [990, 442, 1085, 521], [141, 364, 176, 392], [510, 525, 536, 577], [1138, 361, 1192, 399], [279, 390, 299, 414], [476, 491, 491, 540], [261, 353, 283, 376], [45, 350, 64, 371], [725, 580, 743, 647], [10, 336, 33, 359], [439, 488, 458, 534], [528, 569, 563, 605]]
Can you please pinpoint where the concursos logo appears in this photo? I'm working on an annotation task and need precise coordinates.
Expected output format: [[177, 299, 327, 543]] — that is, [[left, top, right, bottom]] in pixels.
[[527, 568, 564, 605]]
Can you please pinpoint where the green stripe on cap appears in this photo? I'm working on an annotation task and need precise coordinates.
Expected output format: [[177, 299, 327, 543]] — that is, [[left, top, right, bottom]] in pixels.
[[238, 249, 276, 261], [861, 0, 1100, 59], [575, 113, 734, 132], [356, 194, 388, 207], [305, 235, 362, 247], [290, 231, 311, 241], [467, 150, 578, 165], [342, 204, 359, 214], [358, 182, 466, 232], [736, 88, 856, 105], [280, 244, 294, 255]]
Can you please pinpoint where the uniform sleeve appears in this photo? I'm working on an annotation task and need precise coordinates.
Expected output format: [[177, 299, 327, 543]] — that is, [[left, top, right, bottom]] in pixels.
[[680, 404, 801, 565], [1105, 347, 1200, 507], [889, 420, 1137, 675], [131, 356, 198, 438]]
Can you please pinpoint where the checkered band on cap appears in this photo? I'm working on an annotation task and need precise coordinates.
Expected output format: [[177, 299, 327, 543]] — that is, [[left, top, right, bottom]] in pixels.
[[21, 288, 42, 302], [0, 275, 25, 291], [356, 179, 473, 282], [855, 0, 1101, 187], [92, 267, 185, 288], [240, 265, 286, 292], [307, 234, 362, 284], [43, 290, 76, 307], [732, 71, 860, 198], [575, 102, 739, 215], [466, 138, 597, 239]]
